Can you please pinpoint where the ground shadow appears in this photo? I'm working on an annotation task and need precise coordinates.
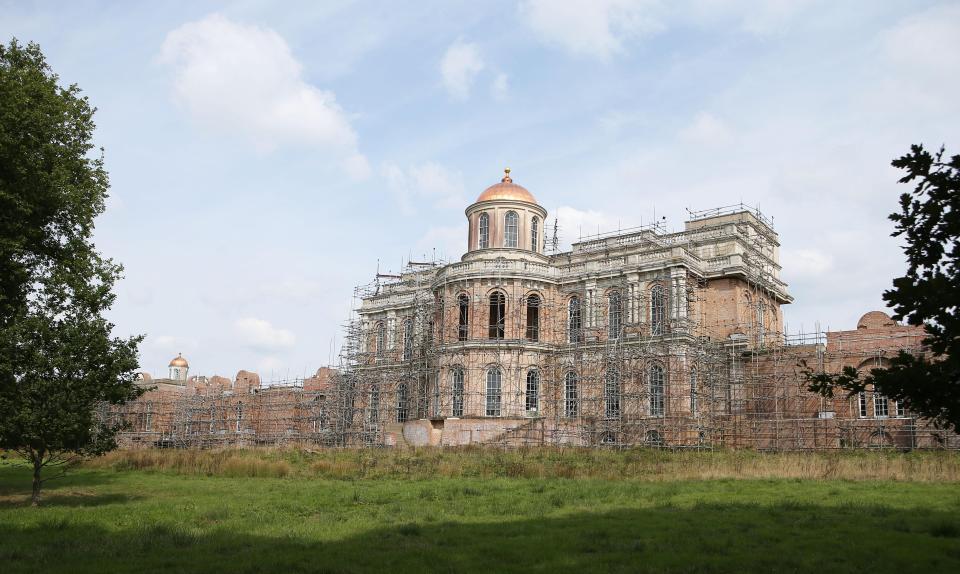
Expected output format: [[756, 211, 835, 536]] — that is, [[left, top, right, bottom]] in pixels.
[[0, 464, 132, 508], [1, 501, 958, 573]]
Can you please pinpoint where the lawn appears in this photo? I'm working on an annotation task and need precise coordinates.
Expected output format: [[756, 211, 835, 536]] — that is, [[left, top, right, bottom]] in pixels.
[[1, 448, 959, 573]]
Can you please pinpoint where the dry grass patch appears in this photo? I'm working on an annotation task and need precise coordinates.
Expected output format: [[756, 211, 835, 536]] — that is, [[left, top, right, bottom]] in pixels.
[[81, 447, 960, 482]]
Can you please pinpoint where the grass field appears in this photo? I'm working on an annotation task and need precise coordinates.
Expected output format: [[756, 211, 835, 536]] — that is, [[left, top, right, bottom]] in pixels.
[[2, 448, 960, 573]]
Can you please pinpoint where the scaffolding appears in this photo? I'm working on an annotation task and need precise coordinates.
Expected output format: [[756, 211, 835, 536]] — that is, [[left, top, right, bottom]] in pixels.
[[110, 205, 959, 451]]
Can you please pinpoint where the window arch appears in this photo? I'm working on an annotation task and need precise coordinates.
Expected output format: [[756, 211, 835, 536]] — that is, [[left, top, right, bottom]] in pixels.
[[486, 368, 502, 417], [375, 322, 386, 358], [649, 364, 665, 416], [564, 371, 579, 418], [402, 319, 413, 361], [690, 367, 698, 414], [478, 212, 489, 249], [396, 382, 409, 422], [605, 368, 620, 419], [526, 294, 541, 341], [488, 291, 505, 339], [646, 430, 664, 446], [451, 368, 464, 417], [650, 284, 666, 336], [504, 211, 519, 247], [457, 294, 469, 341], [531, 216, 539, 252], [568, 296, 582, 343], [608, 291, 623, 340], [526, 369, 540, 413]]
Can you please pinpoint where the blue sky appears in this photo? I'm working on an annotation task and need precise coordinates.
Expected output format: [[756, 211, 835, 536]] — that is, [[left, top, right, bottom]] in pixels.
[[3, 0, 958, 381]]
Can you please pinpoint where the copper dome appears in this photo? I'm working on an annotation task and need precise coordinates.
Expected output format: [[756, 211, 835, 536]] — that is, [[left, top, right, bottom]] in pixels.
[[476, 168, 538, 204], [168, 353, 189, 368]]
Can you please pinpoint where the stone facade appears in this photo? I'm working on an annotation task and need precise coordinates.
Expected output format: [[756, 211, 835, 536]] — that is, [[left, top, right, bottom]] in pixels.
[[114, 170, 957, 450]]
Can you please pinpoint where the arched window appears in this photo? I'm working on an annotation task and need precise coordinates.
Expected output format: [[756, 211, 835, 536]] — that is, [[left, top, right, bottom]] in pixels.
[[375, 322, 386, 358], [486, 368, 502, 417], [457, 294, 469, 341], [451, 368, 464, 417], [488, 291, 505, 339], [650, 284, 666, 336], [649, 364, 665, 416], [568, 296, 582, 343], [608, 291, 623, 340], [531, 216, 539, 252], [526, 294, 541, 341], [396, 382, 409, 422], [605, 368, 620, 419], [564, 371, 579, 418], [690, 367, 698, 414], [646, 430, 664, 446], [504, 211, 519, 247], [402, 319, 413, 361], [526, 369, 540, 413], [478, 212, 489, 249]]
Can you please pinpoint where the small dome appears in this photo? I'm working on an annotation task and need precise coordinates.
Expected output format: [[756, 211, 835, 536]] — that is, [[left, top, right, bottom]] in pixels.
[[476, 168, 538, 204], [857, 311, 896, 330], [168, 353, 189, 368]]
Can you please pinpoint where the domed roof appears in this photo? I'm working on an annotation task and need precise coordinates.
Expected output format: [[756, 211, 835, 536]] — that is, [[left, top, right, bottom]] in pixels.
[[168, 353, 189, 368], [857, 311, 895, 330], [476, 169, 538, 204]]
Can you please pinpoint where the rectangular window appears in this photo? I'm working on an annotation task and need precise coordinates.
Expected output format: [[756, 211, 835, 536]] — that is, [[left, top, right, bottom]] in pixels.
[[564, 373, 578, 418], [486, 369, 502, 417], [452, 370, 464, 417], [525, 370, 539, 412], [858, 392, 868, 418], [895, 399, 906, 417], [874, 392, 888, 418]]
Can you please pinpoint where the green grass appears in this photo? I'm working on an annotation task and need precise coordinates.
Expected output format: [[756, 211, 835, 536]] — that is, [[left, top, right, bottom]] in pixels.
[[2, 449, 960, 573]]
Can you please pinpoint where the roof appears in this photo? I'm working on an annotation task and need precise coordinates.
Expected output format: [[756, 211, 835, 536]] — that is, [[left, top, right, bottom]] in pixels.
[[476, 168, 538, 204]]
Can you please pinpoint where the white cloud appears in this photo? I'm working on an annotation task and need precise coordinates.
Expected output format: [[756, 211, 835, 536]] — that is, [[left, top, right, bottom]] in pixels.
[[679, 112, 732, 146], [781, 248, 833, 279], [382, 161, 468, 214], [491, 73, 509, 101], [440, 40, 485, 98], [159, 13, 367, 176], [234, 317, 296, 351], [878, 3, 960, 113], [520, 0, 663, 60]]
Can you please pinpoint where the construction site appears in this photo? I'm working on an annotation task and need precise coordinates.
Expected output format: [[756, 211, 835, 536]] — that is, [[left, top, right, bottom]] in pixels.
[[113, 171, 959, 451]]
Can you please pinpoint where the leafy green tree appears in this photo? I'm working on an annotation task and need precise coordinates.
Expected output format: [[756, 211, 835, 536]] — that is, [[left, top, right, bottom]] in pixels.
[[0, 39, 143, 505], [807, 144, 960, 432]]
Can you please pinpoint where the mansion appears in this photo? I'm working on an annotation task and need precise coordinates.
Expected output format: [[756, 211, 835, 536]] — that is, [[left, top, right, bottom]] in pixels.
[[117, 169, 957, 450]]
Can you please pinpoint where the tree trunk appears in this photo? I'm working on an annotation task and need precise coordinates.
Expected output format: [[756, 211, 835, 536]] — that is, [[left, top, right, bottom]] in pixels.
[[31, 458, 42, 507]]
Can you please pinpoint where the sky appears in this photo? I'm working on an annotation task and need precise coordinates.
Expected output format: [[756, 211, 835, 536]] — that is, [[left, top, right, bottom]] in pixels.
[[3, 0, 959, 381]]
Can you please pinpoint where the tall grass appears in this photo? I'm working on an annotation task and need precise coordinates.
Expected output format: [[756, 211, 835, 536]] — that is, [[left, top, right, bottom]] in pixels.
[[83, 447, 960, 482]]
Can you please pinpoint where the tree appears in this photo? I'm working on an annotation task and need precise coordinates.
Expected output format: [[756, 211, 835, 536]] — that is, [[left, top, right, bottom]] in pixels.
[[806, 144, 960, 432], [0, 39, 143, 505]]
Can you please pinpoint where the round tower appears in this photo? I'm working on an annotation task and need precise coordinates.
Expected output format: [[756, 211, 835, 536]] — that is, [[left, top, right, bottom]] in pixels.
[[168, 353, 189, 381], [465, 168, 548, 256]]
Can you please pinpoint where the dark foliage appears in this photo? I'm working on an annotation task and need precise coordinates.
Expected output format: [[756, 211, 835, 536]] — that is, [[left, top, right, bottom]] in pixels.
[[806, 144, 959, 432], [0, 39, 142, 505]]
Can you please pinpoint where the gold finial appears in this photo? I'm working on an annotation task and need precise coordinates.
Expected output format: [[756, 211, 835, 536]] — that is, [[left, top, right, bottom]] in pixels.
[[502, 167, 512, 183]]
